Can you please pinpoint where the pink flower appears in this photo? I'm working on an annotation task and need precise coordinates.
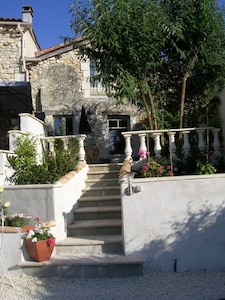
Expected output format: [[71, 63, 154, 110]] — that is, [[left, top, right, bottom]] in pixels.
[[169, 171, 174, 176], [47, 237, 55, 246]]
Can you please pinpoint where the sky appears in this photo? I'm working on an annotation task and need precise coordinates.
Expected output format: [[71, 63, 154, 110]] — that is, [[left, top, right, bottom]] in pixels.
[[1, 0, 225, 50], [1, 0, 75, 49]]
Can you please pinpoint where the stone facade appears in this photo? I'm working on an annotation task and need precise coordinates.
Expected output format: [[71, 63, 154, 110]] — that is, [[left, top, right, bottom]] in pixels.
[[0, 7, 143, 162], [0, 24, 23, 81], [26, 42, 143, 162]]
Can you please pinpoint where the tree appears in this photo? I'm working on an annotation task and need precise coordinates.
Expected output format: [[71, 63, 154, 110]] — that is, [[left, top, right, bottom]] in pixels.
[[161, 0, 225, 131], [71, 0, 225, 130], [71, 0, 175, 130]]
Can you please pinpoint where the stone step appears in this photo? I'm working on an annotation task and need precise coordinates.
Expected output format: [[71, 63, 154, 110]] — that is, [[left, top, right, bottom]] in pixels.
[[88, 163, 122, 172], [19, 254, 144, 278], [78, 194, 121, 208], [85, 178, 119, 187], [68, 219, 122, 236], [79, 195, 121, 202], [82, 185, 120, 197], [74, 206, 121, 220], [55, 235, 123, 255], [87, 170, 120, 180], [78, 199, 121, 207]]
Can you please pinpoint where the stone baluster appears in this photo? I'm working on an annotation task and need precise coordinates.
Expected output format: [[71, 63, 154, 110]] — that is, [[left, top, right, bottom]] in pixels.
[[168, 131, 177, 160], [213, 128, 221, 157], [153, 132, 162, 158], [46, 138, 55, 157], [138, 133, 147, 159], [196, 129, 206, 152], [124, 134, 133, 161], [78, 135, 86, 161], [182, 131, 191, 157], [62, 137, 69, 150]]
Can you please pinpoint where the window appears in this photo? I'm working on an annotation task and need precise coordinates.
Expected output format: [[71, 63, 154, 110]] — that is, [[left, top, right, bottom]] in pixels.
[[54, 115, 73, 136], [90, 60, 106, 95], [108, 116, 130, 154]]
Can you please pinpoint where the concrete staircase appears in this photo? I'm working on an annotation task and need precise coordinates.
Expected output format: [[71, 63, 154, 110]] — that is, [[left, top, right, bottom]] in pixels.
[[20, 164, 143, 278]]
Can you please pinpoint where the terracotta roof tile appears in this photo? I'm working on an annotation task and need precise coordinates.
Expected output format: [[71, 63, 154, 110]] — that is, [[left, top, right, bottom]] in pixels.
[[0, 18, 23, 22]]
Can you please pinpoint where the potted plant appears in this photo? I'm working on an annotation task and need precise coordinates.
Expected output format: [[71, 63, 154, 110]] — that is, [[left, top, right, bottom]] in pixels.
[[23, 217, 56, 262], [4, 213, 32, 228]]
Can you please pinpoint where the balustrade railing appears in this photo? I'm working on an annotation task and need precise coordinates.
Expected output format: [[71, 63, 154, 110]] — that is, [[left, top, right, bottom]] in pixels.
[[41, 135, 86, 162], [122, 127, 222, 162]]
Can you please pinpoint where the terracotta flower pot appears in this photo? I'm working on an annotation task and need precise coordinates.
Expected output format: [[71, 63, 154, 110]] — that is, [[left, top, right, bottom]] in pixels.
[[25, 238, 55, 262]]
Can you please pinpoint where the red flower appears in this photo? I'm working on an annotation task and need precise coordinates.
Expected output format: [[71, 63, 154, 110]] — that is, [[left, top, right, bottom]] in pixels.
[[47, 237, 55, 246], [34, 217, 41, 223]]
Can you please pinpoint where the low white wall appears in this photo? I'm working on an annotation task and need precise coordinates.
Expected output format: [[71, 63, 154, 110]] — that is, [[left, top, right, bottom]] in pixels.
[[121, 174, 225, 272], [0, 150, 14, 186], [3, 165, 88, 241], [2, 164, 88, 267], [0, 229, 22, 276]]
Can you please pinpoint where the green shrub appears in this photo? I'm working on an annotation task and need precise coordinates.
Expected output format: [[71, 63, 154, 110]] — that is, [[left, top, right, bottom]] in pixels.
[[7, 135, 79, 184]]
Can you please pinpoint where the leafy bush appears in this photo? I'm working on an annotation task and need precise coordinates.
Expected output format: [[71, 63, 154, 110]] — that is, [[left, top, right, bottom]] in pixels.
[[139, 157, 174, 177], [7, 135, 79, 184]]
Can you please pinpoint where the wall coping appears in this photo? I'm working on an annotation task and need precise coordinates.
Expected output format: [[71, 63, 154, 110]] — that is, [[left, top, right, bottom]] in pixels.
[[131, 173, 225, 183], [0, 226, 20, 233]]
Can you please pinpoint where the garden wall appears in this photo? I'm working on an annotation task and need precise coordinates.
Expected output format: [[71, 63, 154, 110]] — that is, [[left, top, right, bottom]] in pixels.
[[0, 163, 88, 275], [120, 174, 225, 272]]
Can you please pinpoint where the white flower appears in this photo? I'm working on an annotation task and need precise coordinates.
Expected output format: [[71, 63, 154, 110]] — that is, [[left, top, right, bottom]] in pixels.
[[31, 237, 37, 242], [27, 230, 35, 239]]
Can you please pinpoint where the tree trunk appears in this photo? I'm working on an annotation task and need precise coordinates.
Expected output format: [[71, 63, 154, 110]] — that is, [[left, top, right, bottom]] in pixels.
[[148, 88, 158, 130], [179, 71, 189, 139], [141, 92, 153, 130]]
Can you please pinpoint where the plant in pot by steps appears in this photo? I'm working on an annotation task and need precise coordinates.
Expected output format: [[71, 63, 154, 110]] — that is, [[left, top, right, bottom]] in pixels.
[[22, 217, 56, 262]]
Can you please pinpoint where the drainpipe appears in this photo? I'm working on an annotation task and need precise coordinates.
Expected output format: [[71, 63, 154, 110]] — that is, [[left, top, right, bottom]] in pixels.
[[17, 24, 29, 81]]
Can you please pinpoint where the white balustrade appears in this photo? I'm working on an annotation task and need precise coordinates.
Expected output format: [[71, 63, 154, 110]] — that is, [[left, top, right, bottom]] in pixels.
[[42, 135, 87, 161], [196, 129, 206, 152], [182, 131, 191, 157], [124, 134, 132, 161], [153, 133, 162, 158], [213, 128, 221, 157], [138, 133, 147, 159], [122, 127, 221, 163], [168, 131, 177, 160], [78, 135, 86, 161]]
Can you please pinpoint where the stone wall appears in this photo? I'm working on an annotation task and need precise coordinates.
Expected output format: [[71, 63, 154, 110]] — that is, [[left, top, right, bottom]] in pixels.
[[28, 47, 143, 161], [0, 25, 23, 81], [28, 48, 83, 114]]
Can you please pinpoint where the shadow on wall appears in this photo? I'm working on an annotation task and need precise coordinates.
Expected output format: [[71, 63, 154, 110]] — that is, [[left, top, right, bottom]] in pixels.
[[129, 202, 225, 272]]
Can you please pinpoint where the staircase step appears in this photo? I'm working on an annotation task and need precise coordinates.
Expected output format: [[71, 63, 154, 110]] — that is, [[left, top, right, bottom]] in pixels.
[[55, 235, 123, 254], [19, 254, 143, 278], [87, 170, 120, 179], [88, 163, 122, 172], [85, 178, 119, 187], [74, 206, 121, 220], [82, 186, 120, 196], [80, 195, 121, 201], [78, 194, 121, 207], [68, 219, 122, 236]]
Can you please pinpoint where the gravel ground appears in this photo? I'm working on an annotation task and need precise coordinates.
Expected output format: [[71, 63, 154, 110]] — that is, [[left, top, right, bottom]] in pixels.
[[1, 271, 225, 300]]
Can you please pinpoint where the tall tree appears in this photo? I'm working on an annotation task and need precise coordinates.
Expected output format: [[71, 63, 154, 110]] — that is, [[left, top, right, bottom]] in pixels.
[[71, 0, 174, 130], [161, 0, 225, 130], [71, 0, 225, 130]]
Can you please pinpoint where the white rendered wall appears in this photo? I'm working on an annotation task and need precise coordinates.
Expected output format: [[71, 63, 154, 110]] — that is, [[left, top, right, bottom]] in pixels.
[[121, 174, 225, 272]]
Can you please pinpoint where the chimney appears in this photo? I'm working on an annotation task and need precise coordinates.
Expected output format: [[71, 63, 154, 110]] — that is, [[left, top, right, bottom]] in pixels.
[[22, 6, 33, 24]]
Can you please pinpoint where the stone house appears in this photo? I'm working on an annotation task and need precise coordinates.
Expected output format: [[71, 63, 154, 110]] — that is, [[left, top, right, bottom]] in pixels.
[[0, 6, 142, 162], [0, 6, 40, 149]]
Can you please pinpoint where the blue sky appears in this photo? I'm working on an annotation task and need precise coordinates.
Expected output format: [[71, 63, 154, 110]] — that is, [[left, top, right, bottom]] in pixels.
[[1, 0, 75, 49], [1, 0, 225, 50]]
